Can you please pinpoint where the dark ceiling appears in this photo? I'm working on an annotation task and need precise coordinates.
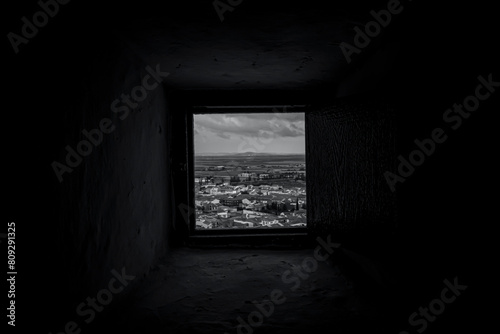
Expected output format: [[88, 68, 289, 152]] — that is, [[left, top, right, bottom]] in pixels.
[[5, 0, 498, 97], [106, 0, 396, 90]]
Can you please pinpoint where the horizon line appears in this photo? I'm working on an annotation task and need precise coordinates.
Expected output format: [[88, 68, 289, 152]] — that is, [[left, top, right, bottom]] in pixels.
[[195, 152, 305, 155]]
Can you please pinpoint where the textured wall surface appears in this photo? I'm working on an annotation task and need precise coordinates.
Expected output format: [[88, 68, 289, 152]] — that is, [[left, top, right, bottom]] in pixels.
[[55, 46, 171, 312], [306, 99, 396, 238]]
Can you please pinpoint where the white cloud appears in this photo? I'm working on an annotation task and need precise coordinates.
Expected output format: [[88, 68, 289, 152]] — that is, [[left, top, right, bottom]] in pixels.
[[194, 113, 305, 154]]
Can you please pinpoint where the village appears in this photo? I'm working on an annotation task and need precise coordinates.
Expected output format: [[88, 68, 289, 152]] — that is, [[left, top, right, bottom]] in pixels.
[[194, 166, 306, 229]]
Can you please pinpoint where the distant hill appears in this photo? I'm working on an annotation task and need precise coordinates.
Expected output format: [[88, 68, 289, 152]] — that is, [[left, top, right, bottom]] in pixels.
[[234, 152, 275, 156]]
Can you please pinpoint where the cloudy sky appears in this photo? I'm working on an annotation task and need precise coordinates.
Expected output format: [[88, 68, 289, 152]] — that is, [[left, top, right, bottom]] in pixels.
[[194, 113, 305, 154]]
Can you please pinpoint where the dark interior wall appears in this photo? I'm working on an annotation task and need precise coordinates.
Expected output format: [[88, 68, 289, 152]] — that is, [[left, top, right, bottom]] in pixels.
[[307, 98, 396, 239], [48, 44, 172, 322]]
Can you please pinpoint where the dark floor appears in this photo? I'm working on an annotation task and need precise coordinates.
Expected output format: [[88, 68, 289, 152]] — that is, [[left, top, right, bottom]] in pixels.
[[92, 247, 396, 334]]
